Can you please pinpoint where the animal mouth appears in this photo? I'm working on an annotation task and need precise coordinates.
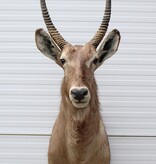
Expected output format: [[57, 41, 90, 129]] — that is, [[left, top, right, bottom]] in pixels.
[[75, 100, 88, 104], [71, 99, 89, 109]]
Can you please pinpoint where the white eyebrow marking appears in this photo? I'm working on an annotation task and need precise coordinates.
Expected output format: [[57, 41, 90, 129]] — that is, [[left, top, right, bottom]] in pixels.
[[85, 54, 98, 68]]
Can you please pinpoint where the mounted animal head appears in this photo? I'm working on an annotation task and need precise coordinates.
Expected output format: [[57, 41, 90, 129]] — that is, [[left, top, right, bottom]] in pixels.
[[35, 0, 120, 109]]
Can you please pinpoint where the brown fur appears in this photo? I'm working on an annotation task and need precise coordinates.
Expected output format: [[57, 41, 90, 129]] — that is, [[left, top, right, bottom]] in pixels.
[[48, 44, 110, 164]]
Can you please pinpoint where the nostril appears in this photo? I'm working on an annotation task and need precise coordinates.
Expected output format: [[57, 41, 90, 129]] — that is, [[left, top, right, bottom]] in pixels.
[[81, 89, 88, 96], [71, 88, 88, 101], [71, 89, 78, 97]]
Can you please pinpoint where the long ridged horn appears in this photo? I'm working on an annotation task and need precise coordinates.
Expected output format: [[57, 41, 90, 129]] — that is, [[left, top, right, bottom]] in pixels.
[[40, 0, 68, 50], [90, 0, 111, 48]]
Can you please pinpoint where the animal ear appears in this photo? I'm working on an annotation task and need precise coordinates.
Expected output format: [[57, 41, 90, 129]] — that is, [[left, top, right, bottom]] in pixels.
[[35, 28, 61, 63], [96, 29, 121, 68]]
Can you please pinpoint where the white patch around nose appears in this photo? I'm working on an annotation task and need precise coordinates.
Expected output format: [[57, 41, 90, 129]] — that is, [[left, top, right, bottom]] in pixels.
[[69, 86, 91, 109]]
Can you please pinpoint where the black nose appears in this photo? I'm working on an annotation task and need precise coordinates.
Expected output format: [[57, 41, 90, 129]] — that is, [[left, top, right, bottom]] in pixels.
[[71, 88, 88, 101]]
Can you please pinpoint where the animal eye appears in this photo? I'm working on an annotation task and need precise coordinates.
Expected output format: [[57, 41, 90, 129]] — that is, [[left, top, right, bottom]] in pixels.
[[93, 58, 98, 65], [60, 58, 66, 65]]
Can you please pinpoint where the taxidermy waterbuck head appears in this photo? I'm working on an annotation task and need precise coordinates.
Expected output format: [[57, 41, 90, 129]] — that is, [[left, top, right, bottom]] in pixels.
[[35, 0, 120, 110], [36, 0, 120, 111], [36, 0, 120, 163]]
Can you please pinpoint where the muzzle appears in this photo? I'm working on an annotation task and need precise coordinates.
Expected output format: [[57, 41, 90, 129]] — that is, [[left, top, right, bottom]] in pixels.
[[69, 86, 90, 108]]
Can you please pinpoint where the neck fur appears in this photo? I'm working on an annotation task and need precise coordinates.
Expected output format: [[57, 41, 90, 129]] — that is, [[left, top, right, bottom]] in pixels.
[[59, 80, 102, 162]]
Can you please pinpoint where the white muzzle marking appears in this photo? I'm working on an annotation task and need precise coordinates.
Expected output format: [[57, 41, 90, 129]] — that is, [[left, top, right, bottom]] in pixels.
[[69, 86, 90, 108]]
